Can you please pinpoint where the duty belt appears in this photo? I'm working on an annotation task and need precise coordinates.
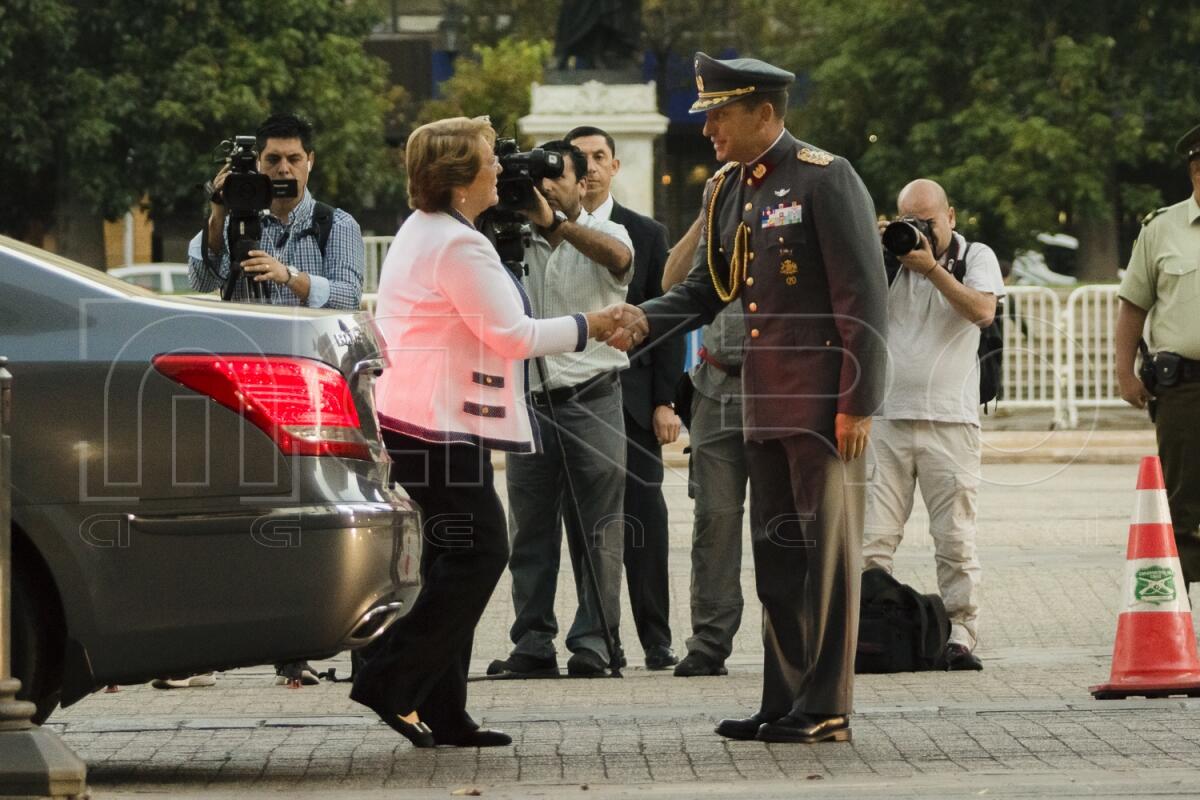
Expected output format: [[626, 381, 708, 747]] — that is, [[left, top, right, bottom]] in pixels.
[[531, 370, 617, 407], [698, 346, 742, 378]]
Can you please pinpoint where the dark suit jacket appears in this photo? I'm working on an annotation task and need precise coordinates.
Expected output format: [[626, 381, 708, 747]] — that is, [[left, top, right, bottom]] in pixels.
[[639, 132, 888, 442], [610, 202, 685, 432]]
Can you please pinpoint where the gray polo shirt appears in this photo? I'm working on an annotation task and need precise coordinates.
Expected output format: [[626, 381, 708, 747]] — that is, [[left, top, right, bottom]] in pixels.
[[523, 209, 634, 390], [1119, 195, 1200, 360]]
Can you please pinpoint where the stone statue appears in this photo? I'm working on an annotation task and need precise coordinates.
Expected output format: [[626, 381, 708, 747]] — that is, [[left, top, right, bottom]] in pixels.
[[554, 0, 643, 71]]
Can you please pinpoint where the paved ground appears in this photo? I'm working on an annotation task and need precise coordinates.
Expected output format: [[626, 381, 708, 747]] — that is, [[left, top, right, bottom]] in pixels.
[[47, 458, 1200, 798]]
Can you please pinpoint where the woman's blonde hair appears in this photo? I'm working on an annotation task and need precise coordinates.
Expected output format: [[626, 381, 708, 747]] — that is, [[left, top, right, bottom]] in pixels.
[[406, 116, 496, 213]]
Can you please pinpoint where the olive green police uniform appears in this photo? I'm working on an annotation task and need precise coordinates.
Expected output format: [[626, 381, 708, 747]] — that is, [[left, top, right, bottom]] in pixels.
[[640, 54, 888, 719], [1118, 122, 1200, 580]]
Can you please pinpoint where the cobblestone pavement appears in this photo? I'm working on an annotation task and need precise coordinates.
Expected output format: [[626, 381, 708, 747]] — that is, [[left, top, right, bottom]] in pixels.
[[48, 463, 1200, 797]]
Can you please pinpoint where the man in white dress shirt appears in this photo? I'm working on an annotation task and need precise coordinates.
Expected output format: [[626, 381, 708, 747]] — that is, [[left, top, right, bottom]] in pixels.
[[489, 140, 637, 678]]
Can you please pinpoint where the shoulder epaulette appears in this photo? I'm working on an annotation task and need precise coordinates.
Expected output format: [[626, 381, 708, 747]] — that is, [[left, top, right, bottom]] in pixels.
[[1141, 206, 1169, 226], [709, 161, 739, 182], [797, 147, 835, 167]]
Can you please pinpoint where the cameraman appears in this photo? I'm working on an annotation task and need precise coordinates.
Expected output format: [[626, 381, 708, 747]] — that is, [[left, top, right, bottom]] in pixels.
[[187, 113, 365, 309], [861, 178, 1004, 671], [489, 140, 635, 679]]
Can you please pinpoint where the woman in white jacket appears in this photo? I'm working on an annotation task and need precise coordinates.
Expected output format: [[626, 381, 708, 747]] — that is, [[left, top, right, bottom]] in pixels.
[[351, 117, 622, 748]]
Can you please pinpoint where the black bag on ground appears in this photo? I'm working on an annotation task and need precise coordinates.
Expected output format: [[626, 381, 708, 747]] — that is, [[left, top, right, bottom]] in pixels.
[[855, 568, 950, 673]]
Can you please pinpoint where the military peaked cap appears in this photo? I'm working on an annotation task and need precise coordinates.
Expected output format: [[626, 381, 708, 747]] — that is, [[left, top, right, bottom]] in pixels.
[[1176, 122, 1200, 160], [689, 52, 795, 114]]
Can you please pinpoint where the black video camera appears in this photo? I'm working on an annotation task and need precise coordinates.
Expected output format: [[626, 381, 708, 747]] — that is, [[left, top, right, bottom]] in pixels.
[[478, 139, 567, 271], [212, 136, 299, 302], [495, 138, 564, 213], [217, 136, 298, 213]]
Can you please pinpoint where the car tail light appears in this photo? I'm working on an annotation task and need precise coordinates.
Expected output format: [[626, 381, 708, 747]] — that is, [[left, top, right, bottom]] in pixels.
[[153, 354, 372, 460]]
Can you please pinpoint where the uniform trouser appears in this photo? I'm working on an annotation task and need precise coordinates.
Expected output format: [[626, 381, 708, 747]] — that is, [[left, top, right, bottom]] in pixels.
[[862, 419, 982, 650], [506, 386, 626, 661], [1156, 382, 1200, 583], [684, 391, 748, 662], [745, 433, 863, 718], [351, 431, 508, 734], [622, 409, 672, 652]]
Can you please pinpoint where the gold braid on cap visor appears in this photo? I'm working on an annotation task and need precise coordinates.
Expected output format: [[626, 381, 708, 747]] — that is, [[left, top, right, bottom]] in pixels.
[[691, 85, 757, 111], [705, 166, 750, 302]]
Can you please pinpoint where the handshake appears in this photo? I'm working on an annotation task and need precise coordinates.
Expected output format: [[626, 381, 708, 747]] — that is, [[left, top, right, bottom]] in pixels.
[[583, 304, 649, 351]]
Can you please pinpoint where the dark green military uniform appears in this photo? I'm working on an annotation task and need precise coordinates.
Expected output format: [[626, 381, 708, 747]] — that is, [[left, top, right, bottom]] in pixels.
[[641, 54, 888, 718], [1118, 122, 1200, 579]]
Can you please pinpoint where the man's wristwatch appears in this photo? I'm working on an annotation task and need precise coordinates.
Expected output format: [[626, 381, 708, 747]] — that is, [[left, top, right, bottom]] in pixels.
[[545, 210, 568, 233], [285, 265, 300, 287]]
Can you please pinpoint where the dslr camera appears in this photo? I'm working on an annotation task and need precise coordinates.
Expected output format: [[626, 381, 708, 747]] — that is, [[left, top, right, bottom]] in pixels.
[[216, 136, 298, 213], [881, 216, 935, 272]]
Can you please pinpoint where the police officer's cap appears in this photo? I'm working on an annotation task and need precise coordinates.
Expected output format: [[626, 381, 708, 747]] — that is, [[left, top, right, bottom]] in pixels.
[[689, 52, 795, 114], [1175, 122, 1200, 161]]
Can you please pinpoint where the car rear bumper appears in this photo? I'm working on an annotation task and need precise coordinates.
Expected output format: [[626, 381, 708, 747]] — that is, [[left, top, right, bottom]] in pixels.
[[56, 499, 422, 696]]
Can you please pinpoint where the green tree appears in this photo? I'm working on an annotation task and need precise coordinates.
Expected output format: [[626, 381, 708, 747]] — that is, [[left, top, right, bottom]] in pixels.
[[0, 0, 397, 261], [418, 37, 554, 143], [753, 0, 1200, 279]]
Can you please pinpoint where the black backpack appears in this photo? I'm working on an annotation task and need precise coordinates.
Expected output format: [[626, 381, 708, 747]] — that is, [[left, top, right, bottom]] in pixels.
[[950, 241, 1004, 409], [855, 568, 950, 673], [306, 201, 335, 257]]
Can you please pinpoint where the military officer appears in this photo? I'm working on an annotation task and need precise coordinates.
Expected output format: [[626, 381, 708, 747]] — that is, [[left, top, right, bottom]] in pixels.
[[608, 52, 888, 743], [1116, 121, 1200, 582]]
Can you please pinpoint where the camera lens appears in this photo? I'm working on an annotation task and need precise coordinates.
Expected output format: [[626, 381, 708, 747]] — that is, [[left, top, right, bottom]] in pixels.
[[882, 220, 922, 256]]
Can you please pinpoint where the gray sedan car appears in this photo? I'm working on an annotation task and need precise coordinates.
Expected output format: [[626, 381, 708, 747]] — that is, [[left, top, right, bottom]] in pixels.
[[0, 236, 421, 722]]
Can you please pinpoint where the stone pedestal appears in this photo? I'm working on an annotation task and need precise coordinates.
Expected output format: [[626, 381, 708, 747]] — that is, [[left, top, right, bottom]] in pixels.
[[520, 81, 669, 218]]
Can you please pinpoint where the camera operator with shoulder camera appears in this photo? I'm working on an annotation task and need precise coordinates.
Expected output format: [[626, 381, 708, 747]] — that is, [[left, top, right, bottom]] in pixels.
[[862, 178, 1004, 672], [489, 140, 636, 680], [187, 113, 365, 309]]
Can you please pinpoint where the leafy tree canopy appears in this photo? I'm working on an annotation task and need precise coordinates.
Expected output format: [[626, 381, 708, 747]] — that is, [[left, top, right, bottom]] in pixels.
[[0, 0, 397, 244]]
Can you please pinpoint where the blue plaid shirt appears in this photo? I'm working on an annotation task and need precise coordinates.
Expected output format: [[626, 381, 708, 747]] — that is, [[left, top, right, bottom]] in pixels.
[[187, 190, 364, 309]]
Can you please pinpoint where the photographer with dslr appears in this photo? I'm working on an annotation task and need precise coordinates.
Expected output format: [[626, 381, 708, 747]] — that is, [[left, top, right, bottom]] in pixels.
[[187, 113, 365, 309], [862, 178, 1004, 671], [488, 140, 636, 679]]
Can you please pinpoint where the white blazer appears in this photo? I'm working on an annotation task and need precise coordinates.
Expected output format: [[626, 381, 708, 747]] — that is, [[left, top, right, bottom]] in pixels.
[[373, 210, 586, 452]]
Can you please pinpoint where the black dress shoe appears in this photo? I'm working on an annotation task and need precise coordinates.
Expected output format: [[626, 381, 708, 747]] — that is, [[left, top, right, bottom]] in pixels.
[[566, 649, 608, 677], [485, 653, 560, 679], [644, 646, 678, 670], [434, 727, 513, 748], [945, 643, 983, 671], [756, 713, 851, 744], [355, 699, 435, 747], [673, 651, 728, 677], [714, 711, 783, 741]]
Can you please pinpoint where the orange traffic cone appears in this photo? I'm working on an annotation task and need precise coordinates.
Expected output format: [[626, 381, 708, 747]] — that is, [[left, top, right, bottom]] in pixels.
[[1091, 456, 1200, 699]]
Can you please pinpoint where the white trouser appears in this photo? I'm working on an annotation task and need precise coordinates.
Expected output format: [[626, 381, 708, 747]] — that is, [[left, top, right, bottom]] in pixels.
[[863, 418, 982, 650]]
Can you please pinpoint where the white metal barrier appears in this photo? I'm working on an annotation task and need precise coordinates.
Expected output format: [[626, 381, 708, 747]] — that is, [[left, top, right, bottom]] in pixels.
[[1064, 284, 1124, 428], [363, 235, 391, 294], [999, 286, 1068, 425]]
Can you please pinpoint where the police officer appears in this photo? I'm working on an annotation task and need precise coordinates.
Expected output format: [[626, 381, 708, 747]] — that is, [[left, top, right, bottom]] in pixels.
[[1116, 121, 1200, 582], [609, 53, 888, 743]]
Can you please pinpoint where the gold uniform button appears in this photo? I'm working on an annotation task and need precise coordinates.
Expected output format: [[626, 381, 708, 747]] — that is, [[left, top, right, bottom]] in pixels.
[[825, 340, 832, 346], [748, 252, 755, 261], [746, 179, 753, 186], [750, 328, 760, 338], [746, 276, 755, 286], [744, 202, 753, 212], [484, 377, 493, 385], [481, 406, 490, 415], [748, 302, 758, 312]]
